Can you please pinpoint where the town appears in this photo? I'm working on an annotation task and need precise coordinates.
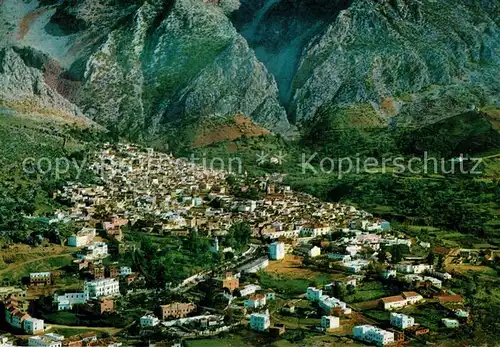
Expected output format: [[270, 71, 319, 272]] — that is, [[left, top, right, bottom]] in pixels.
[[0, 143, 493, 346]]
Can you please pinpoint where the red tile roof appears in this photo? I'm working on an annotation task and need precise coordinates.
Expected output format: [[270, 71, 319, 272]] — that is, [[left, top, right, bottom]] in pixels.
[[381, 295, 406, 303], [402, 291, 421, 298], [437, 295, 464, 303]]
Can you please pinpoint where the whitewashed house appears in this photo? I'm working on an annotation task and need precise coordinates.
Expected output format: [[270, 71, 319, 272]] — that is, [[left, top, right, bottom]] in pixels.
[[84, 278, 120, 300], [67, 228, 96, 247], [353, 325, 394, 346], [269, 242, 285, 260], [308, 246, 321, 258], [54, 292, 86, 311], [250, 311, 270, 331], [306, 287, 322, 302], [390, 313, 415, 329], [321, 316, 339, 329], [140, 315, 159, 327], [245, 294, 266, 309], [24, 317, 44, 334]]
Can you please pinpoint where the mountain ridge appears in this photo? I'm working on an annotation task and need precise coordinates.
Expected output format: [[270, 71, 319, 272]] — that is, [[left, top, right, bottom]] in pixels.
[[0, 0, 498, 147]]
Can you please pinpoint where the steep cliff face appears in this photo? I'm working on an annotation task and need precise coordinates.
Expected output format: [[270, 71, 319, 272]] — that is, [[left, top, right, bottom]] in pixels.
[[231, 0, 352, 108], [76, 0, 291, 139], [231, 0, 498, 129], [0, 47, 83, 119], [290, 0, 499, 126], [0, 0, 498, 144], [1, 0, 292, 141]]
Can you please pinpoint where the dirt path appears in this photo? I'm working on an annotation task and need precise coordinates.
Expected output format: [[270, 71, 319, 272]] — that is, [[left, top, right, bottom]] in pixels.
[[47, 323, 123, 335]]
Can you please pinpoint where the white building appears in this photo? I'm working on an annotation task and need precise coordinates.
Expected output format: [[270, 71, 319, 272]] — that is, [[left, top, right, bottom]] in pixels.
[[28, 333, 64, 347], [55, 292, 86, 311], [319, 295, 350, 314], [381, 296, 407, 310], [390, 313, 415, 329], [353, 325, 395, 346], [306, 287, 322, 302], [403, 274, 423, 283], [402, 292, 423, 305], [382, 269, 397, 279], [140, 315, 160, 327], [321, 315, 339, 329], [423, 276, 442, 288], [120, 267, 132, 276], [30, 272, 51, 284], [427, 270, 452, 280], [245, 294, 266, 309], [262, 229, 300, 240], [269, 242, 285, 260], [84, 278, 120, 300], [24, 317, 44, 334], [238, 257, 269, 273], [0, 337, 14, 347], [308, 246, 321, 258], [344, 259, 369, 273], [454, 309, 469, 318], [239, 284, 262, 297], [346, 245, 362, 256], [249, 311, 270, 332], [302, 224, 330, 237], [328, 253, 351, 263], [67, 227, 96, 247], [442, 318, 459, 328], [396, 263, 432, 274], [80, 242, 108, 260]]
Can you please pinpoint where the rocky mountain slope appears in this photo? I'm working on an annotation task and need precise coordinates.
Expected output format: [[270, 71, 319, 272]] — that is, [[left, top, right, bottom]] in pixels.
[[0, 0, 498, 146], [0, 47, 86, 122]]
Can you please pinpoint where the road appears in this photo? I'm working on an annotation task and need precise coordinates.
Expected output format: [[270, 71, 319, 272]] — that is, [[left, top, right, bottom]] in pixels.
[[171, 243, 263, 293]]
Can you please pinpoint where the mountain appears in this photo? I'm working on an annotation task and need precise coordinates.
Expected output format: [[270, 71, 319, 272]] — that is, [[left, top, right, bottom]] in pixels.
[[0, 0, 498, 148], [232, 0, 499, 127]]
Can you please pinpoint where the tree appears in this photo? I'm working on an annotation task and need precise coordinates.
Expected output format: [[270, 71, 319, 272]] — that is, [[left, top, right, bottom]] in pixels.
[[346, 284, 356, 296], [378, 250, 388, 263], [331, 283, 347, 300], [437, 254, 445, 271], [390, 244, 405, 263], [228, 222, 252, 250], [226, 175, 236, 186], [426, 250, 435, 265]]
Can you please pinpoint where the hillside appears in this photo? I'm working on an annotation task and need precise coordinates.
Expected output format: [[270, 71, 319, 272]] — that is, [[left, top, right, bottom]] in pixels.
[[0, 112, 106, 244], [0, 0, 497, 148], [193, 114, 270, 147]]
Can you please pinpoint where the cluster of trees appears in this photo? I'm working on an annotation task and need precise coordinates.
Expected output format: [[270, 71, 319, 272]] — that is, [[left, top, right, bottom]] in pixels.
[[328, 282, 356, 300], [132, 222, 253, 289], [291, 173, 497, 241], [221, 222, 252, 252]]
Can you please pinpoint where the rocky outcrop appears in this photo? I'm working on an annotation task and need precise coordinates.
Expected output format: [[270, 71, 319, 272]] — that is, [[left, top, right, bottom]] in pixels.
[[76, 0, 292, 139], [0, 0, 497, 144], [0, 47, 83, 118], [290, 0, 499, 126]]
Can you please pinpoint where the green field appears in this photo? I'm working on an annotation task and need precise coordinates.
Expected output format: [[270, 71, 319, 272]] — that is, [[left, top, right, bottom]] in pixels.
[[344, 281, 393, 304], [401, 303, 448, 331], [257, 272, 332, 297], [363, 309, 390, 322]]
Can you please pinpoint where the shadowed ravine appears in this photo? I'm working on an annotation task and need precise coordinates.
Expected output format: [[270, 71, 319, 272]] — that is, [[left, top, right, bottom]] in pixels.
[[231, 0, 352, 119]]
